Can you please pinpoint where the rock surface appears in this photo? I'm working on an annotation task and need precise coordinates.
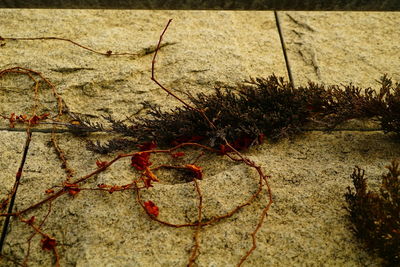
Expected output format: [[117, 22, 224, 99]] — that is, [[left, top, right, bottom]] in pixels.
[[0, 10, 399, 267], [280, 12, 400, 86]]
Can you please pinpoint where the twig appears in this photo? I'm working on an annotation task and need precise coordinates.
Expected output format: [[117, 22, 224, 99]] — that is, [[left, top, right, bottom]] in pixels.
[[1, 36, 138, 57], [0, 67, 63, 116], [50, 133, 75, 181], [149, 20, 274, 265], [23, 202, 53, 266], [237, 175, 273, 266], [187, 178, 203, 267], [150, 19, 217, 130]]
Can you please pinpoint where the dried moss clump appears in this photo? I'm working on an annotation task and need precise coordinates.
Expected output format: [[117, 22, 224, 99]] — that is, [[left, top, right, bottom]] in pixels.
[[88, 75, 322, 153], [379, 76, 400, 135], [85, 74, 400, 154], [345, 161, 400, 266], [138, 76, 320, 144]]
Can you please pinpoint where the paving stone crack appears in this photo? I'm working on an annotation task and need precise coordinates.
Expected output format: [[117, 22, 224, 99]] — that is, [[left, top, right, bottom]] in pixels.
[[274, 10, 295, 87], [0, 129, 33, 253]]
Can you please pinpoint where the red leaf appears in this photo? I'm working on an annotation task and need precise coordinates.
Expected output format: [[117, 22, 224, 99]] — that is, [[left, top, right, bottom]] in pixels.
[[97, 184, 131, 193], [232, 136, 253, 151], [258, 133, 265, 144], [97, 183, 108, 189], [64, 182, 80, 196], [142, 177, 153, 189], [28, 113, 49, 125], [26, 216, 35, 225], [131, 152, 152, 171], [137, 141, 157, 151], [96, 160, 108, 168], [171, 152, 185, 158], [186, 164, 203, 180], [219, 135, 258, 154], [218, 144, 233, 155], [41, 236, 56, 251], [144, 201, 159, 217], [30, 115, 40, 125], [68, 187, 81, 196], [16, 114, 27, 122], [108, 185, 119, 194], [144, 167, 159, 182], [64, 182, 78, 187], [9, 113, 15, 128], [45, 189, 54, 194]]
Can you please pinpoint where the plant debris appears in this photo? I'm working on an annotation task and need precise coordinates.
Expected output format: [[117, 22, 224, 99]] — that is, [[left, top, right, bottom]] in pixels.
[[345, 161, 400, 266], [86, 74, 400, 154]]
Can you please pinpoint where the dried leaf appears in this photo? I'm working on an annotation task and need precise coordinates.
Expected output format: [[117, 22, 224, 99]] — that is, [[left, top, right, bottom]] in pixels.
[[144, 200, 159, 217], [41, 236, 56, 251], [186, 164, 203, 180], [131, 152, 152, 171]]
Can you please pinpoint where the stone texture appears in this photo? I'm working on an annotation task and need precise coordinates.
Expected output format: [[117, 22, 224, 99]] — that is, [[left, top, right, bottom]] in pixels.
[[0, 131, 28, 244], [280, 12, 400, 86], [0, 9, 286, 120], [0, 9, 398, 267]]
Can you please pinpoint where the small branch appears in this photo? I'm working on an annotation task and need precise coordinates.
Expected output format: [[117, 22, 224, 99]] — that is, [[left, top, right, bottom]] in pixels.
[[51, 133, 75, 181], [187, 178, 203, 267], [23, 202, 53, 266], [237, 175, 273, 266], [0, 67, 64, 116], [1, 36, 138, 57], [151, 19, 195, 110]]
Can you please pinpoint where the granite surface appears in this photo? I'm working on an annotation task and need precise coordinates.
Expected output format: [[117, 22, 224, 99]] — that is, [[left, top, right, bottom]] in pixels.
[[0, 10, 399, 267]]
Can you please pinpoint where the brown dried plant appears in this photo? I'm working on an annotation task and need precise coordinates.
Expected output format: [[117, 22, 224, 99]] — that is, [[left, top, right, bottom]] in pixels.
[[346, 162, 400, 266]]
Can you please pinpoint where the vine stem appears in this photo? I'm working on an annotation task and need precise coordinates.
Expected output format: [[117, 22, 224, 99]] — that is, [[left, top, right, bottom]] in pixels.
[[187, 178, 203, 266], [150, 19, 274, 266], [150, 19, 217, 130], [1, 36, 138, 56]]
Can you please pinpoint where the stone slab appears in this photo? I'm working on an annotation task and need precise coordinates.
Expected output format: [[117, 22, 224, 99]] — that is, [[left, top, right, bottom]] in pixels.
[[279, 12, 400, 86], [0, 9, 398, 267], [0, 131, 29, 249], [0, 9, 287, 121]]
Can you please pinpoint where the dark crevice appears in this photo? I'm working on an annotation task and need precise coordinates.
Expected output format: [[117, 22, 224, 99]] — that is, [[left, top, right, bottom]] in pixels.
[[0, 130, 33, 253], [0, 126, 386, 133], [274, 10, 295, 88]]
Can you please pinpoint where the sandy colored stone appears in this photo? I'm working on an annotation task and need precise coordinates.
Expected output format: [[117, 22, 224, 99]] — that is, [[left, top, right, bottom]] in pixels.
[[0, 131, 29, 245], [0, 9, 398, 267], [0, 9, 286, 121], [3, 131, 396, 267], [280, 12, 400, 86]]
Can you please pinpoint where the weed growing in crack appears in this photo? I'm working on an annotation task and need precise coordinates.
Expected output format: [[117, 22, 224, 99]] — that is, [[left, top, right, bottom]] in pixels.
[[345, 162, 400, 266], [86, 74, 400, 155]]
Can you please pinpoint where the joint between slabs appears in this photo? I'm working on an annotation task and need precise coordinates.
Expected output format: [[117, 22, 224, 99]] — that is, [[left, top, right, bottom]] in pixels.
[[274, 10, 295, 88]]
